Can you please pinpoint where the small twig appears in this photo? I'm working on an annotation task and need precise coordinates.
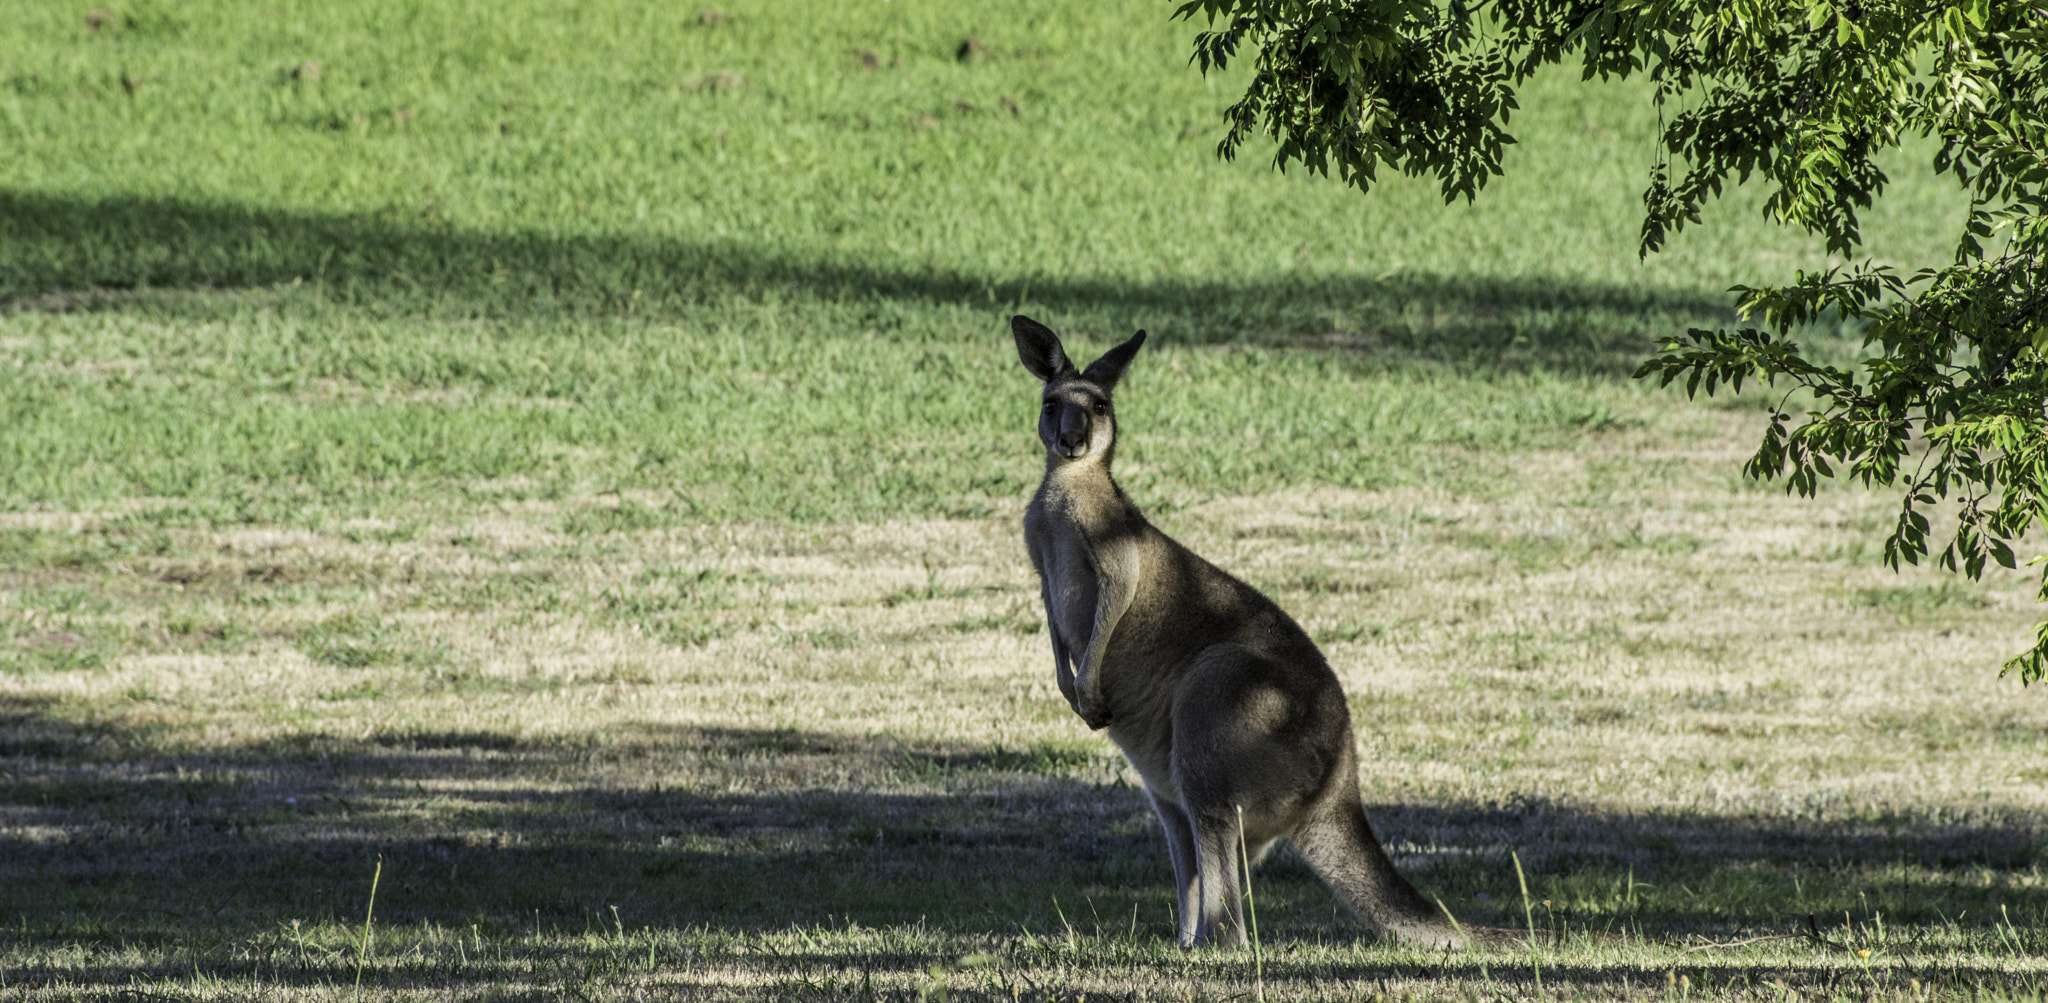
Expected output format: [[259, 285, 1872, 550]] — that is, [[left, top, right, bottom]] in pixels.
[[1681, 933, 1805, 953], [1984, 341, 2026, 383], [1805, 913, 1849, 950]]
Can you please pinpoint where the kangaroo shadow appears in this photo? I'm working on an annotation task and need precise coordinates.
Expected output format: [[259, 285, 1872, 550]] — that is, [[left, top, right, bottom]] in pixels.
[[0, 190, 1736, 375]]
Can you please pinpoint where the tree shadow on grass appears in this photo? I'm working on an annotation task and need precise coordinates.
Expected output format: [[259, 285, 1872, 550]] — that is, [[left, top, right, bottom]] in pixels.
[[0, 706, 1160, 942], [0, 190, 1736, 376], [5, 699, 2047, 994]]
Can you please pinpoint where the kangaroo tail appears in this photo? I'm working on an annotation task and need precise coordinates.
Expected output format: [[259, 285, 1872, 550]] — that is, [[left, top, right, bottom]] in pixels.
[[1293, 796, 1489, 949]]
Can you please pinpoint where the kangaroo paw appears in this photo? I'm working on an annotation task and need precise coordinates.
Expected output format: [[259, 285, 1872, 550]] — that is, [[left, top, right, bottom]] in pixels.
[[1073, 701, 1112, 730]]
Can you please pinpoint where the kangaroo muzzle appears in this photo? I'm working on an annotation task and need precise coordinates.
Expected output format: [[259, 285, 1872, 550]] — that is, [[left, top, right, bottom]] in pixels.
[[1057, 410, 1091, 458]]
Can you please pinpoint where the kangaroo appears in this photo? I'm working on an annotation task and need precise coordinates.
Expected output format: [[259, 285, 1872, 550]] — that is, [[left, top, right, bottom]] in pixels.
[[1013, 314, 1486, 949]]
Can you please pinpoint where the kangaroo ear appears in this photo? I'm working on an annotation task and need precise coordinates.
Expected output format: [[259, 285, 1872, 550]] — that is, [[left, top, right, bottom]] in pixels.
[[1012, 315, 1076, 383], [1081, 330, 1147, 392]]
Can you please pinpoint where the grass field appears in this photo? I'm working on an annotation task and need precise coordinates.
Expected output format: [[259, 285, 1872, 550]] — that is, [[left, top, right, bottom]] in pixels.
[[4, 1, 2047, 1000]]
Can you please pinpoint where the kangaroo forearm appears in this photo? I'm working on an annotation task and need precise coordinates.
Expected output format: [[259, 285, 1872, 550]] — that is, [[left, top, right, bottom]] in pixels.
[[1076, 557, 1138, 715], [1053, 636, 1079, 707], [1075, 637, 1107, 711], [1041, 581, 1081, 709], [1076, 615, 1116, 705]]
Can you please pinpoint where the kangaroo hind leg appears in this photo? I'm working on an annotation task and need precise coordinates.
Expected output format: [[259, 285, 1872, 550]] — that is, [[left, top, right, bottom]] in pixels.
[[1148, 794, 1202, 947], [1186, 811, 1248, 947], [1170, 644, 1325, 947]]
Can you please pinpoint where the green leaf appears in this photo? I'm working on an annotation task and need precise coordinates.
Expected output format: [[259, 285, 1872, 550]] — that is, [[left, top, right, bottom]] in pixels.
[[1990, 538, 2018, 570]]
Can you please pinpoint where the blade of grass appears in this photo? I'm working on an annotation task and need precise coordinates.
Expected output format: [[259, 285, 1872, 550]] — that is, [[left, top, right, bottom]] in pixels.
[[1237, 804, 1264, 1003], [1435, 896, 1488, 983], [353, 854, 383, 1003], [1514, 849, 1541, 995]]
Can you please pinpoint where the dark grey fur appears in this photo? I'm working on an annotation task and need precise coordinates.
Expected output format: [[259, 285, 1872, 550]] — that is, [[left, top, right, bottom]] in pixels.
[[1012, 314, 1481, 949]]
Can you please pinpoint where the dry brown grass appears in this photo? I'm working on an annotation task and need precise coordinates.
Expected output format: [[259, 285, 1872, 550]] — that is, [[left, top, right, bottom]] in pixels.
[[4, 409, 2047, 1000]]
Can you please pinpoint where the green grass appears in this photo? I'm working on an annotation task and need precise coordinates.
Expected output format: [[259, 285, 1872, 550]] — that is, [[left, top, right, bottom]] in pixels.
[[0, 0, 1966, 523], [3, 305, 1710, 522], [2, 1, 2038, 1001]]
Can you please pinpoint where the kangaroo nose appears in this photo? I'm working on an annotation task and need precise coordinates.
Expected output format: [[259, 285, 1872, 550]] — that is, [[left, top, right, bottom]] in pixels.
[[1058, 411, 1089, 451], [1057, 410, 1091, 454]]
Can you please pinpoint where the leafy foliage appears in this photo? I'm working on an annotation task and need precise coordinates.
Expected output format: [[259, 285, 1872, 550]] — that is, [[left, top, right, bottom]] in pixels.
[[1177, 0, 2048, 679]]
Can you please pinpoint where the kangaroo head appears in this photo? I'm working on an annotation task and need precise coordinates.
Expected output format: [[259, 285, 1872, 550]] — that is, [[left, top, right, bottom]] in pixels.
[[1011, 315, 1147, 465]]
